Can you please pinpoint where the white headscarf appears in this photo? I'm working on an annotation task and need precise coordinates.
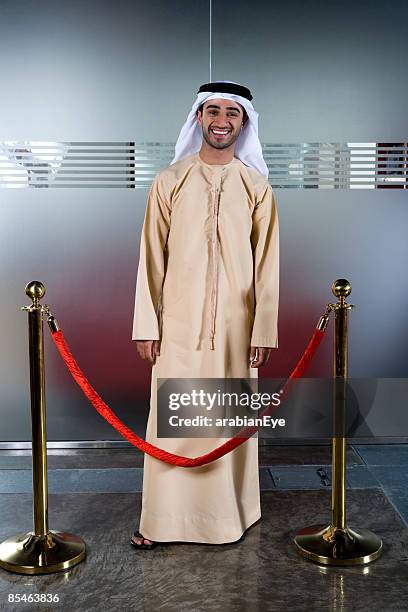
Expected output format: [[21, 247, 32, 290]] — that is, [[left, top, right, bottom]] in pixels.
[[171, 84, 268, 178]]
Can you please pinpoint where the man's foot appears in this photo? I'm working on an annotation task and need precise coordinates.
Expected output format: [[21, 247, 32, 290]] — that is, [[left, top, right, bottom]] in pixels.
[[130, 530, 156, 549], [131, 533, 154, 546]]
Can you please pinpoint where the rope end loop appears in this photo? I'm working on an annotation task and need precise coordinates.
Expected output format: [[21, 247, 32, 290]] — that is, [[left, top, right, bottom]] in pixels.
[[317, 303, 335, 331], [317, 314, 329, 332], [47, 315, 60, 333]]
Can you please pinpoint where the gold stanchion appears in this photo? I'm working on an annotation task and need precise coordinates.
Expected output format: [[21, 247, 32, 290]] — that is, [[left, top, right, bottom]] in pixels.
[[294, 278, 383, 565], [0, 281, 86, 575]]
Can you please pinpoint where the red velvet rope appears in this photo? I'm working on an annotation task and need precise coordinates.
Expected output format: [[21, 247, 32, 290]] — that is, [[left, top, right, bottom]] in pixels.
[[50, 327, 325, 467]]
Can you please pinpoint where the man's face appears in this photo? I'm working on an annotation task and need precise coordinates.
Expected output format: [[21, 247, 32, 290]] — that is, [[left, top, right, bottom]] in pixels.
[[196, 98, 245, 150]]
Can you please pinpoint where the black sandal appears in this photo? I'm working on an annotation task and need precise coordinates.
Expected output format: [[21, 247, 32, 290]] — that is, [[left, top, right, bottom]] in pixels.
[[130, 530, 157, 550]]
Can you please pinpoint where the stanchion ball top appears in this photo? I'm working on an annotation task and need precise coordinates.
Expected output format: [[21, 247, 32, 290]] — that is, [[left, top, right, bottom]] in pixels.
[[25, 281, 45, 301], [332, 279, 351, 299]]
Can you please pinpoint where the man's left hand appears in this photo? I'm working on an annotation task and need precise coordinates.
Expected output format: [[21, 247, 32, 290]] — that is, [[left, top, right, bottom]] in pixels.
[[249, 346, 271, 368]]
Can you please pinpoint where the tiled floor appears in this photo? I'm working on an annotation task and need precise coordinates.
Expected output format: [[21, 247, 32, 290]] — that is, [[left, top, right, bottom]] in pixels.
[[0, 444, 407, 611]]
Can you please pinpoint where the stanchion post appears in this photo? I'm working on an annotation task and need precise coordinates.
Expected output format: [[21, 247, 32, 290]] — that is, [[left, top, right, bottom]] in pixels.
[[0, 281, 86, 575], [293, 278, 383, 565], [28, 281, 49, 537], [332, 281, 348, 532]]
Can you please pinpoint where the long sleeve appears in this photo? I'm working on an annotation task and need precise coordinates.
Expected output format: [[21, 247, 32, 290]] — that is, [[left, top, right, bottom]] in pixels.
[[250, 183, 279, 348], [132, 173, 171, 341]]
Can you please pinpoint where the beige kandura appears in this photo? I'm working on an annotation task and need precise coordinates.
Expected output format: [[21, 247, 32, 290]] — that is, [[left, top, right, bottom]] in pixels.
[[132, 152, 279, 544]]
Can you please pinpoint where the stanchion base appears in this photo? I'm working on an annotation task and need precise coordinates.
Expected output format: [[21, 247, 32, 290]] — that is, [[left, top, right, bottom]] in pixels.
[[294, 524, 383, 566], [0, 531, 86, 575]]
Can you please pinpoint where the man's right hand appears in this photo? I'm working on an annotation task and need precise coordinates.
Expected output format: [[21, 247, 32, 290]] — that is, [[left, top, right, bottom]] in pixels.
[[136, 340, 161, 365]]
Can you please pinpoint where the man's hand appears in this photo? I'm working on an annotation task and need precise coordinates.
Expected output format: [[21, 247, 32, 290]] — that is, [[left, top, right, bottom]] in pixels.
[[249, 346, 271, 368], [136, 340, 161, 365]]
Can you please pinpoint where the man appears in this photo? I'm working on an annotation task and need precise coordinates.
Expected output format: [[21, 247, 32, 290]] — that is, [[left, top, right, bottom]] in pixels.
[[131, 81, 279, 548]]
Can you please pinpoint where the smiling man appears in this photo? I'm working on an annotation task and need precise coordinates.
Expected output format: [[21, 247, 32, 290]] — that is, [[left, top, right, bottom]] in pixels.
[[131, 81, 279, 549], [198, 99, 248, 153]]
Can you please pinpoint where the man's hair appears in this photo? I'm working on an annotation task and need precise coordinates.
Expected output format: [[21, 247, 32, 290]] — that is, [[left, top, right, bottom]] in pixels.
[[197, 102, 248, 125]]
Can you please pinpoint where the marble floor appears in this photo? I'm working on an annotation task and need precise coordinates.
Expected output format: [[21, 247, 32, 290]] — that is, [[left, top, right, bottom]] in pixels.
[[0, 444, 407, 612]]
